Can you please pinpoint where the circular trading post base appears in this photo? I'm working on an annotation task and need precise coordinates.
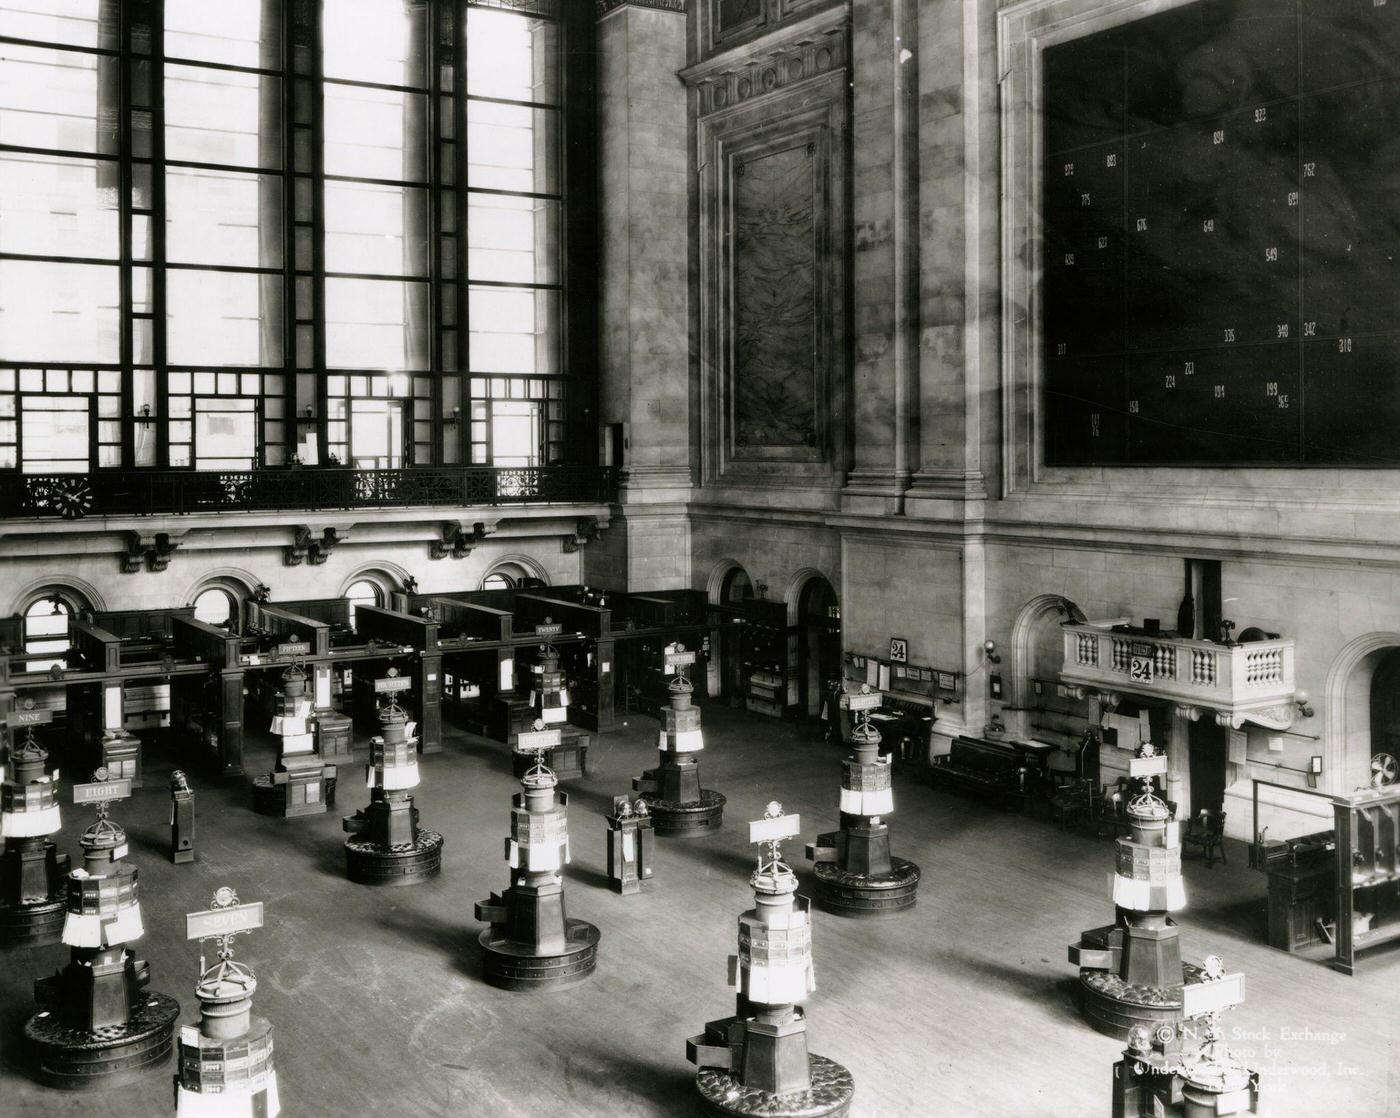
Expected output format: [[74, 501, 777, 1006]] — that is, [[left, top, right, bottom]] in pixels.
[[0, 896, 67, 948], [645, 789, 726, 837], [1077, 961, 1204, 1040], [344, 829, 445, 885], [695, 1054, 855, 1118], [251, 775, 337, 817], [24, 991, 180, 1090], [478, 918, 600, 992], [810, 856, 921, 918]]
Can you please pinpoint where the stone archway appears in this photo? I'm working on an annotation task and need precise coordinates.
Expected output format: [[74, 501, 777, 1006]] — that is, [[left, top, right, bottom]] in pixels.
[[1324, 632, 1400, 795], [1009, 593, 1077, 710], [706, 558, 742, 604], [786, 567, 840, 717]]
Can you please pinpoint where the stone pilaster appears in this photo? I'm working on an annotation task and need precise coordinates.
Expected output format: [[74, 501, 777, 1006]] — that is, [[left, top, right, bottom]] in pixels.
[[905, 0, 991, 514], [844, 0, 919, 515], [596, 0, 692, 589], [598, 0, 692, 504]]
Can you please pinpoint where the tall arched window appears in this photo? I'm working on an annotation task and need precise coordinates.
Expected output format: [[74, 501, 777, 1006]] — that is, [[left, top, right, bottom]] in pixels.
[[345, 579, 382, 625], [192, 587, 238, 630], [22, 591, 81, 669]]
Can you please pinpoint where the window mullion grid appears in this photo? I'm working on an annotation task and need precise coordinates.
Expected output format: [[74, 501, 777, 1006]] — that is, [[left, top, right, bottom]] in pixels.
[[560, 1, 593, 469], [110, 0, 163, 469], [290, 0, 326, 466], [430, 0, 459, 467]]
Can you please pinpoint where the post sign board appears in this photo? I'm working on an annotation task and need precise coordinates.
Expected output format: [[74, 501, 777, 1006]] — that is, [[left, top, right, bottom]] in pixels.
[[748, 813, 801, 845], [374, 676, 412, 694], [664, 650, 697, 668], [277, 642, 311, 657], [535, 623, 564, 638], [1129, 754, 1168, 779], [1182, 973, 1245, 1018], [6, 707, 53, 727], [518, 728, 562, 751], [845, 691, 882, 711], [73, 778, 133, 805], [186, 901, 265, 941]]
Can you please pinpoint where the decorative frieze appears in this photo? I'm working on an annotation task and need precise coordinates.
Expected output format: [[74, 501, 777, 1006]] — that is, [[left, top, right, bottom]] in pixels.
[[681, 14, 847, 117]]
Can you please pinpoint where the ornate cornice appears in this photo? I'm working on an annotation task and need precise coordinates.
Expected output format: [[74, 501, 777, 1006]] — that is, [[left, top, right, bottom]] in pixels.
[[679, 5, 846, 114], [596, 0, 687, 18], [677, 4, 840, 113]]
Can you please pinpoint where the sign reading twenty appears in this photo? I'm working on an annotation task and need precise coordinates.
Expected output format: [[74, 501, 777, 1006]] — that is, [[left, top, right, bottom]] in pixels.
[[535, 623, 564, 638]]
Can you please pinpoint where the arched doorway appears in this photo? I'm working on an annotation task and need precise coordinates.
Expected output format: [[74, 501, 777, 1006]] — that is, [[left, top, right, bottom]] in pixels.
[[1325, 633, 1400, 796], [708, 562, 755, 705], [794, 575, 840, 718], [1370, 649, 1400, 790]]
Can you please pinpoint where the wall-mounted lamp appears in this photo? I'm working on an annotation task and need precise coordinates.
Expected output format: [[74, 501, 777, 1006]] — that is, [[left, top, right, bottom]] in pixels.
[[445, 406, 462, 425], [755, 581, 769, 599], [135, 403, 154, 424], [297, 406, 316, 423], [1294, 689, 1314, 719], [983, 639, 1001, 665]]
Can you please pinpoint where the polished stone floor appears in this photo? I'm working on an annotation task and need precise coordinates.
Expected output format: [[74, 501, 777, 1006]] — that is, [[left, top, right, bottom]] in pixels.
[[1, 703, 1394, 1116]]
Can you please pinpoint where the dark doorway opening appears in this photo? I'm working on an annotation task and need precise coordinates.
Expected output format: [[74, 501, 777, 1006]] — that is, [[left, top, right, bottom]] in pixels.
[[1188, 718, 1228, 815], [797, 576, 840, 717]]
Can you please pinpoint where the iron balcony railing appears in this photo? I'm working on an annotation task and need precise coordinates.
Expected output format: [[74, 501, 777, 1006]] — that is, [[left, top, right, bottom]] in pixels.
[[3, 465, 618, 519]]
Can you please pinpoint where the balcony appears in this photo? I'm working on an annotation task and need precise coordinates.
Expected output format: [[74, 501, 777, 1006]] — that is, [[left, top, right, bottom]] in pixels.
[[1060, 622, 1297, 731], [0, 465, 618, 520]]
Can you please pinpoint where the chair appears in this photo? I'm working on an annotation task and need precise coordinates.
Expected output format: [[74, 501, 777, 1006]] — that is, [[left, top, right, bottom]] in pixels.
[[1051, 778, 1095, 831], [1183, 808, 1227, 867], [1095, 786, 1131, 839]]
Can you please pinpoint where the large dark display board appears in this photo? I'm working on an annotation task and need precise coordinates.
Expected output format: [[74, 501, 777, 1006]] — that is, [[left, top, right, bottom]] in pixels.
[[1043, 0, 1400, 465]]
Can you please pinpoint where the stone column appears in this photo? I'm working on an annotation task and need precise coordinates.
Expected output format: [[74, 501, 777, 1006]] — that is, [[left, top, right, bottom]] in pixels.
[[593, 0, 693, 590], [844, 0, 920, 515]]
